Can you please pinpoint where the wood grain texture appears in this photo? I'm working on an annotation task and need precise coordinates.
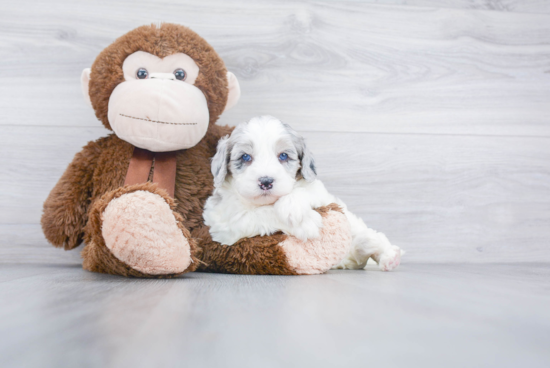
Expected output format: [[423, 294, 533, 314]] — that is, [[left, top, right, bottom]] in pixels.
[[0, 1, 549, 262], [1, 2, 550, 366], [1, 126, 549, 263], [351, 0, 550, 14], [1, 0, 550, 137], [0, 264, 549, 368]]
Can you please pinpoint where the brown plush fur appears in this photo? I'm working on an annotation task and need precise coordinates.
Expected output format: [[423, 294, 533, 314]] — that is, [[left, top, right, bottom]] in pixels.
[[42, 23, 339, 278], [41, 127, 239, 277], [83, 182, 199, 278], [315, 203, 344, 216], [42, 135, 132, 250], [89, 23, 228, 131], [193, 205, 344, 275], [194, 227, 297, 275]]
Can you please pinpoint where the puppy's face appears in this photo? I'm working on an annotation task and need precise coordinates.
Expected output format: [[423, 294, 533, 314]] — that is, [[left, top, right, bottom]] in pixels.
[[212, 116, 317, 205]]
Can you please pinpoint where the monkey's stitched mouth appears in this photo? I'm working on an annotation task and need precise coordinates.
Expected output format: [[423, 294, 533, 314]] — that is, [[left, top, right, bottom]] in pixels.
[[119, 113, 198, 126]]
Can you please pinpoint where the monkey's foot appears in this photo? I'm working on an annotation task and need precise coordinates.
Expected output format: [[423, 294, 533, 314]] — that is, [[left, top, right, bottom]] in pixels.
[[83, 182, 197, 277], [280, 204, 352, 275], [101, 190, 192, 275]]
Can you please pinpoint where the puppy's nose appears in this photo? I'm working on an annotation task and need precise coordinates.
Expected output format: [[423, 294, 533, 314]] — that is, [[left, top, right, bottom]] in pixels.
[[258, 176, 274, 190]]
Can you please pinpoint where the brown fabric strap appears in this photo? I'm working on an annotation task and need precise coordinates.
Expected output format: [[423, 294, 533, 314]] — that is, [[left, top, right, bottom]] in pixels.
[[124, 147, 154, 187], [124, 147, 178, 198], [152, 151, 178, 198]]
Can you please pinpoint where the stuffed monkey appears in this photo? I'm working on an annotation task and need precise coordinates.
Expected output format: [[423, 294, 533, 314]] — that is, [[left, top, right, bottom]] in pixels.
[[41, 23, 351, 277]]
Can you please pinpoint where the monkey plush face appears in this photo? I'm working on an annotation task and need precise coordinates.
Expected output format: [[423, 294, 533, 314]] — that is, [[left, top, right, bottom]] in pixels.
[[106, 51, 209, 151], [81, 24, 240, 152]]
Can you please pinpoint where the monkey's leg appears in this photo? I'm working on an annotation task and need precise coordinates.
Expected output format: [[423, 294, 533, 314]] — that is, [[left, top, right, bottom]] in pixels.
[[82, 183, 198, 278], [195, 204, 351, 275]]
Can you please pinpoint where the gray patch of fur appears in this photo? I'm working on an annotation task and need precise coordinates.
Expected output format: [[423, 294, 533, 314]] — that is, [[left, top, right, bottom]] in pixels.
[[211, 123, 253, 187], [281, 122, 317, 182], [228, 125, 254, 175], [211, 135, 230, 188], [211, 119, 318, 187]]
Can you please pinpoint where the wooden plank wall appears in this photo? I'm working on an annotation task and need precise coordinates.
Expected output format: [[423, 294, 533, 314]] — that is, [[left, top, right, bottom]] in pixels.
[[1, 0, 549, 263]]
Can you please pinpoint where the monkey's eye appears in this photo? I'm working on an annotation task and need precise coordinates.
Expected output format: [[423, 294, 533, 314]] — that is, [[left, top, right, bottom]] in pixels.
[[279, 153, 288, 161], [136, 68, 149, 79], [241, 154, 252, 162], [173, 68, 186, 81]]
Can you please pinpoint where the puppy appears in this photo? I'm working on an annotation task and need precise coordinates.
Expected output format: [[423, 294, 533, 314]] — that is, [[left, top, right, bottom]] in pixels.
[[203, 116, 402, 271]]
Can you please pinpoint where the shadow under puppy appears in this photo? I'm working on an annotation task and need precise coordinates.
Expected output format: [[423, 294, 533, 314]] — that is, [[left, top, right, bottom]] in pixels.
[[203, 116, 403, 271]]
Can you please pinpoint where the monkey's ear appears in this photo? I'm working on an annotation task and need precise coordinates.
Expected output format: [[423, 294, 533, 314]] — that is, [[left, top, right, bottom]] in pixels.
[[224, 71, 240, 111], [81, 68, 92, 108]]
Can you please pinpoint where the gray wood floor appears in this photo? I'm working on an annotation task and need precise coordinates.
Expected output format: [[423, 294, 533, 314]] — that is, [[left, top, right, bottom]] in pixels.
[[1, 0, 550, 367], [1, 264, 549, 368]]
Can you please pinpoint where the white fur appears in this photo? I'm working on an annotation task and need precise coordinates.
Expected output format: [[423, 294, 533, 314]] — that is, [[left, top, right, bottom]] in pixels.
[[203, 116, 403, 271]]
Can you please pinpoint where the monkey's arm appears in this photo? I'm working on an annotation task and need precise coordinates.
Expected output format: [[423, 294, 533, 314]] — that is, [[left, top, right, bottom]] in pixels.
[[41, 141, 101, 250]]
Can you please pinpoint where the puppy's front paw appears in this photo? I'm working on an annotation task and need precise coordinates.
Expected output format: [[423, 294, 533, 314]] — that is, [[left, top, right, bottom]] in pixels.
[[288, 210, 323, 242], [274, 195, 311, 228]]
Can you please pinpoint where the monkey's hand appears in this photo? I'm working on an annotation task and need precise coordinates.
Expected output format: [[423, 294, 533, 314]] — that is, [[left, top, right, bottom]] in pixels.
[[42, 140, 101, 250]]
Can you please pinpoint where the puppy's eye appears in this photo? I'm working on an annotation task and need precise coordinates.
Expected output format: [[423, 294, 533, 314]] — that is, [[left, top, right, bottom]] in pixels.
[[241, 153, 252, 162], [173, 68, 186, 81], [136, 68, 148, 79], [279, 153, 288, 161]]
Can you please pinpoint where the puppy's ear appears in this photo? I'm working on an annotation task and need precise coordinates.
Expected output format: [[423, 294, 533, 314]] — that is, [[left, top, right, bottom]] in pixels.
[[282, 122, 318, 182], [211, 135, 230, 188], [299, 142, 317, 182]]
